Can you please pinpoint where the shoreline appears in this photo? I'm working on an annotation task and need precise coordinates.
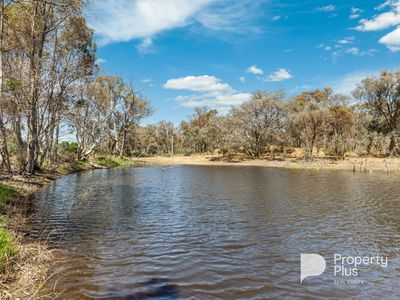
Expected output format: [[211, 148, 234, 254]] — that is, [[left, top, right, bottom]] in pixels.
[[136, 155, 400, 173], [0, 158, 138, 299]]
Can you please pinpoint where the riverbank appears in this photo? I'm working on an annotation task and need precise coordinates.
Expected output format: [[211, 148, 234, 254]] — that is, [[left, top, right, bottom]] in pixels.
[[0, 157, 136, 299], [137, 155, 400, 172]]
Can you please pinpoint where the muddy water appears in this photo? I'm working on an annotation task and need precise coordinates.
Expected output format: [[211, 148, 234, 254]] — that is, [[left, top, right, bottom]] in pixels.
[[29, 166, 400, 299]]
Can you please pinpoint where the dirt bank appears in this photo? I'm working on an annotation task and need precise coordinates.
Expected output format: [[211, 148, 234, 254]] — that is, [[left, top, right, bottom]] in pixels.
[[137, 155, 400, 172]]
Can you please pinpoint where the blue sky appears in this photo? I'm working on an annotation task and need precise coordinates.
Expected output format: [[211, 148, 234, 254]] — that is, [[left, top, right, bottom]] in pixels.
[[85, 0, 400, 125]]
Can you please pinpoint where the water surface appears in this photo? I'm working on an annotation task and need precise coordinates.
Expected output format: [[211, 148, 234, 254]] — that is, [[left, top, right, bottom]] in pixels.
[[29, 166, 400, 299]]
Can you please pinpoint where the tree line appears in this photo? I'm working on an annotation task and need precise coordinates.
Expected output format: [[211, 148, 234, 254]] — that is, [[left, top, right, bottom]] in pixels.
[[0, 1, 400, 175], [133, 71, 400, 161]]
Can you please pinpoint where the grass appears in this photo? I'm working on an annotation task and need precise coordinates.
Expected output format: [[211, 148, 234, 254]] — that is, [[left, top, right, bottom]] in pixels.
[[58, 161, 91, 173], [0, 228, 17, 273], [0, 184, 19, 274], [0, 184, 19, 208]]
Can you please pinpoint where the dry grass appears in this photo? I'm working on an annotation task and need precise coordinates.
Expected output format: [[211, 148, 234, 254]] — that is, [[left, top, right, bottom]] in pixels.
[[0, 172, 67, 300], [137, 154, 400, 173], [0, 238, 62, 299]]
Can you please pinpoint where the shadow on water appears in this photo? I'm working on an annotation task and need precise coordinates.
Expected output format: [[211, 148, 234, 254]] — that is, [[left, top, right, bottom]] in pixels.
[[99, 278, 180, 300]]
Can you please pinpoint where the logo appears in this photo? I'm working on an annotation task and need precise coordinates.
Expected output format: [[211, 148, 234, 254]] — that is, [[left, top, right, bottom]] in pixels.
[[300, 253, 389, 285], [300, 254, 326, 283]]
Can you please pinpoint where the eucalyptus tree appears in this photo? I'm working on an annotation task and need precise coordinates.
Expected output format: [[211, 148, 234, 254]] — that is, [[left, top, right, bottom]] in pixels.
[[353, 71, 400, 155], [230, 91, 285, 158], [180, 107, 219, 154], [1, 0, 95, 172]]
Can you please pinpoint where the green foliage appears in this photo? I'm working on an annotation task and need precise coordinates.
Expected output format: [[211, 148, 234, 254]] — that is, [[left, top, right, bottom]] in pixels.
[[58, 161, 90, 173], [59, 141, 78, 155], [0, 184, 19, 208], [0, 228, 17, 273]]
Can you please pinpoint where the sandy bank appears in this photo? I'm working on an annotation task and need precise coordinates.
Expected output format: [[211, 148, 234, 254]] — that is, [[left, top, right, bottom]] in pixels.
[[136, 155, 400, 172]]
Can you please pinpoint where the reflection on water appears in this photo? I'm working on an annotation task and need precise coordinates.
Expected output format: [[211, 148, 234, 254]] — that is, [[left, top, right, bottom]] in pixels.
[[29, 166, 400, 298]]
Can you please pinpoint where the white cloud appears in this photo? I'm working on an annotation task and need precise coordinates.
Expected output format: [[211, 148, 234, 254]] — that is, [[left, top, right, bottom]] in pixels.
[[331, 70, 380, 95], [346, 47, 377, 56], [347, 47, 360, 55], [350, 14, 361, 19], [194, 0, 265, 34], [87, 0, 265, 47], [355, 12, 400, 31], [87, 0, 211, 45], [338, 36, 354, 45], [164, 75, 250, 109], [95, 58, 106, 64], [267, 68, 293, 82], [318, 5, 336, 12], [141, 78, 154, 86], [379, 27, 400, 51], [164, 75, 232, 92], [354, 1, 400, 51], [176, 92, 251, 108], [272, 15, 281, 21], [351, 7, 363, 14], [136, 37, 153, 53], [239, 76, 246, 83], [247, 65, 264, 75], [376, 0, 400, 11]]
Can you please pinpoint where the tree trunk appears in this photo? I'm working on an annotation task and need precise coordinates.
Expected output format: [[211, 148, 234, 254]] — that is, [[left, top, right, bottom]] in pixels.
[[0, 0, 11, 172], [27, 3, 48, 173]]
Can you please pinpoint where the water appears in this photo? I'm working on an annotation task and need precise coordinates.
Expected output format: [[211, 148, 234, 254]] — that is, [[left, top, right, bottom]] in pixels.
[[28, 166, 400, 299]]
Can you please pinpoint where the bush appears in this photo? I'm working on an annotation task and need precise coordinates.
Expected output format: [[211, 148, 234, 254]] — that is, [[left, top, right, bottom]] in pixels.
[[59, 141, 78, 158], [146, 143, 158, 156], [131, 150, 141, 157]]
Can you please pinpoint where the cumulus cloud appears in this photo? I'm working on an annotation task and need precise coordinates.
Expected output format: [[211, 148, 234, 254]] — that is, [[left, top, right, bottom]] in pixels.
[[247, 65, 264, 75], [164, 75, 232, 92], [267, 68, 293, 82], [318, 5, 336, 12], [87, 0, 210, 45], [354, 0, 400, 51], [164, 75, 250, 109], [86, 0, 265, 47], [379, 27, 400, 51], [355, 12, 400, 31]]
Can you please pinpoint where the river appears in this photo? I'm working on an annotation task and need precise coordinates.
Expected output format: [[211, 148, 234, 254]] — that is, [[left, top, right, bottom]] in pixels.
[[28, 166, 400, 299]]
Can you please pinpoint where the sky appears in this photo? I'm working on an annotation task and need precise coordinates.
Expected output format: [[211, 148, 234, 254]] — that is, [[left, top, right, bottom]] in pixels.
[[85, 0, 400, 125]]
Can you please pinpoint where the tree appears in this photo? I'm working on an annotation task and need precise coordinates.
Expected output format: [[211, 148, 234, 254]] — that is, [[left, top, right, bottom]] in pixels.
[[326, 104, 355, 158], [353, 71, 400, 155], [290, 89, 332, 159], [230, 91, 285, 158], [180, 107, 219, 154]]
